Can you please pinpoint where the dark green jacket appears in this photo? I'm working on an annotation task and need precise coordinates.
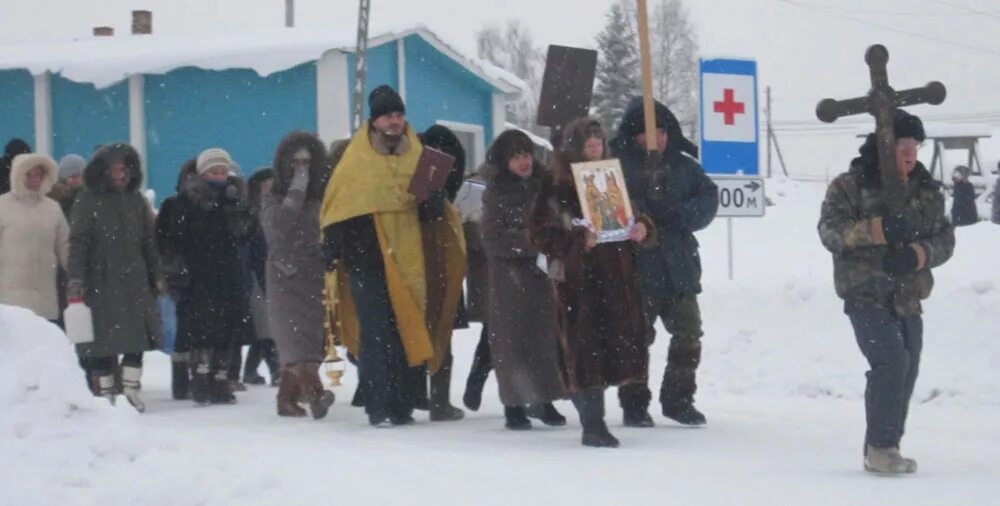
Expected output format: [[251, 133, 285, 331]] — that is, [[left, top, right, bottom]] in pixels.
[[68, 144, 161, 357]]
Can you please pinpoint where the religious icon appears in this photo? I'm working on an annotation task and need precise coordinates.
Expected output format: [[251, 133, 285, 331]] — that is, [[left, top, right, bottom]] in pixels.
[[570, 159, 635, 243]]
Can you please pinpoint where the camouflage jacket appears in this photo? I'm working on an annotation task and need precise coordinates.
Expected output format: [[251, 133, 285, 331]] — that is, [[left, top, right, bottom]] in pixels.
[[818, 160, 955, 315]]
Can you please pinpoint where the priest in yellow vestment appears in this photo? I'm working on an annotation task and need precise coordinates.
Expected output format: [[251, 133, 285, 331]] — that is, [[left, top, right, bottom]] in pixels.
[[320, 85, 465, 427]]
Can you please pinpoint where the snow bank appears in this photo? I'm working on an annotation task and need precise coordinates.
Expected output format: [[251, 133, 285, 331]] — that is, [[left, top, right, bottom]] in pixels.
[[0, 305, 155, 501]]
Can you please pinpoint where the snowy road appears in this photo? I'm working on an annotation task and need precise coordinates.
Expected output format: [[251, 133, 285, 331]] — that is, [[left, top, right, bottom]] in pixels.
[[24, 345, 1000, 506]]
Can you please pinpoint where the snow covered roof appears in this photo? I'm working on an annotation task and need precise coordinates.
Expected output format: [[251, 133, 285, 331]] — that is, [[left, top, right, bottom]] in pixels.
[[0, 25, 525, 97]]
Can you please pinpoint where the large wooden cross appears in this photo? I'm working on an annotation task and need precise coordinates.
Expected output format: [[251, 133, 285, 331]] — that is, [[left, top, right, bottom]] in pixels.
[[816, 45, 946, 213]]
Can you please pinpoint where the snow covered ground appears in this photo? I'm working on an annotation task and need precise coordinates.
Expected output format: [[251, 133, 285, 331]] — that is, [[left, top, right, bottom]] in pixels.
[[2, 178, 999, 505]]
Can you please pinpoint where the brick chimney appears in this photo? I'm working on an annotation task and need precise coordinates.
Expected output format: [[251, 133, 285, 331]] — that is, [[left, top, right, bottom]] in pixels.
[[93, 26, 114, 37], [132, 10, 152, 35]]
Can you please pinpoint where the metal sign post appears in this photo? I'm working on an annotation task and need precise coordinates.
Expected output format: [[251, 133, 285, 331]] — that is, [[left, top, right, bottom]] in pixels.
[[699, 56, 763, 281]]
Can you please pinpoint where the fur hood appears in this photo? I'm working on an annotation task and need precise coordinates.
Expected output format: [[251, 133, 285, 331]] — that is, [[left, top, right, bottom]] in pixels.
[[272, 131, 329, 200], [84, 143, 143, 193], [484, 129, 544, 187], [8, 153, 58, 198]]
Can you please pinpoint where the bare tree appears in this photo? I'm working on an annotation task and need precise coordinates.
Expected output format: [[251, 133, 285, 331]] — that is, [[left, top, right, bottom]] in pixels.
[[476, 20, 545, 130], [650, 0, 699, 137]]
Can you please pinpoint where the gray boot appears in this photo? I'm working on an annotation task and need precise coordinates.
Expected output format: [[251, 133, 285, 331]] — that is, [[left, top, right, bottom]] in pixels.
[[121, 366, 146, 413], [91, 374, 117, 406], [864, 446, 917, 475]]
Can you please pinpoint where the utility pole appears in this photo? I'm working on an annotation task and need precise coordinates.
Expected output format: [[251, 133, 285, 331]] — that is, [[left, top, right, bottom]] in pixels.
[[766, 86, 773, 178], [285, 0, 294, 28], [764, 86, 789, 177], [353, 0, 372, 131]]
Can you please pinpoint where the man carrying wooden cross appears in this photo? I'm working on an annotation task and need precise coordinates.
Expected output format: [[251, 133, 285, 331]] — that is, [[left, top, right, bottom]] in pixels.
[[817, 46, 954, 474]]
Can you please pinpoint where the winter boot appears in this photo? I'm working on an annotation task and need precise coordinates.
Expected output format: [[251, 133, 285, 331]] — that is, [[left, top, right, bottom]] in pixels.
[[391, 413, 417, 426], [414, 369, 430, 412], [660, 340, 706, 426], [295, 363, 335, 420], [526, 403, 567, 427], [581, 420, 621, 448], [243, 372, 266, 385], [263, 340, 281, 387], [190, 351, 212, 406], [624, 408, 656, 428], [210, 370, 237, 405], [191, 370, 211, 406], [171, 353, 191, 400], [277, 366, 306, 417], [662, 402, 706, 426], [430, 357, 465, 422], [242, 342, 266, 385], [120, 366, 146, 414], [463, 333, 492, 411], [91, 374, 117, 406], [504, 406, 532, 431], [864, 446, 916, 475], [619, 383, 654, 428], [573, 388, 619, 448]]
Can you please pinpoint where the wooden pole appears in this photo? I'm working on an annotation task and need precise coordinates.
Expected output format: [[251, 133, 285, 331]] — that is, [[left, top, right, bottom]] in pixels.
[[635, 0, 657, 153], [352, 0, 372, 131]]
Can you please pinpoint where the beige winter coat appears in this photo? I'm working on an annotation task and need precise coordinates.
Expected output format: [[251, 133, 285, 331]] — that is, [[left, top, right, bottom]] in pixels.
[[0, 154, 69, 320]]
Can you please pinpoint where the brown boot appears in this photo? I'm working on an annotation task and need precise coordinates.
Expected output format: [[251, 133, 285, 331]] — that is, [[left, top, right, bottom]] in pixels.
[[295, 362, 335, 420], [277, 366, 306, 417]]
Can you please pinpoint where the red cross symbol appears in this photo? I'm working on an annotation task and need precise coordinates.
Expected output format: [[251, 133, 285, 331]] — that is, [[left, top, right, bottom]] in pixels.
[[713, 88, 746, 125]]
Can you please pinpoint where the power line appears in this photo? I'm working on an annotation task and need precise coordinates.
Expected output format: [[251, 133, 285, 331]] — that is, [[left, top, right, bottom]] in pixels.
[[768, 111, 1000, 127], [775, 0, 1000, 57], [926, 0, 1000, 21], [792, 2, 977, 16]]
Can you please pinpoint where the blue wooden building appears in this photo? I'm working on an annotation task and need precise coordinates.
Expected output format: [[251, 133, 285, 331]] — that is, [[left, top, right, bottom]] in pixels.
[[0, 26, 523, 202]]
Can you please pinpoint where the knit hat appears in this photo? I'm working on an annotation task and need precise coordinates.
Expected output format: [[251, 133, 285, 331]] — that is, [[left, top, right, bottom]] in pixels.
[[891, 109, 925, 142], [196, 148, 233, 175], [368, 85, 406, 120], [857, 109, 927, 161], [4, 138, 31, 158], [58, 154, 87, 181]]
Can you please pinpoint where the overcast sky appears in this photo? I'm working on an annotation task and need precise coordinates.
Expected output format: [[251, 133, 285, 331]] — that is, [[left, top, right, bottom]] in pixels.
[[3, 0, 999, 173]]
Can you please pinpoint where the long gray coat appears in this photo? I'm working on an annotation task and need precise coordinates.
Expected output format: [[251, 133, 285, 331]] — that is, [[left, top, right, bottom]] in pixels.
[[261, 132, 329, 366], [481, 156, 566, 406], [68, 144, 161, 358]]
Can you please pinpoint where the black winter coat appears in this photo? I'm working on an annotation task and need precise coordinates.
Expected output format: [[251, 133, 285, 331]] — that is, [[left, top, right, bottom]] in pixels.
[[951, 180, 979, 226], [168, 176, 254, 351], [613, 144, 718, 297]]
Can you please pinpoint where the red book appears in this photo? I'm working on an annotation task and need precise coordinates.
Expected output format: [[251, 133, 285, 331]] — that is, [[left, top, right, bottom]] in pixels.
[[408, 147, 456, 201]]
